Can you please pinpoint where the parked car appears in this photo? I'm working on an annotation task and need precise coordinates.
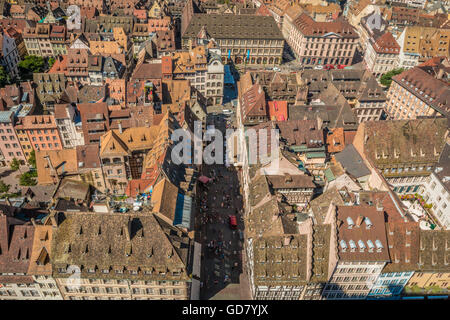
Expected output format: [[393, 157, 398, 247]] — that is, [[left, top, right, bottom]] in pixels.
[[223, 109, 233, 115], [273, 66, 281, 72]]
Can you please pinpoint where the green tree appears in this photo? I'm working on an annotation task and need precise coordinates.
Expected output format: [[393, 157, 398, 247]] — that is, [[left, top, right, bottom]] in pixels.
[[19, 171, 37, 186], [48, 57, 56, 69], [0, 181, 10, 193], [10, 158, 20, 171], [0, 65, 11, 87], [18, 55, 45, 80], [28, 150, 36, 168], [380, 68, 404, 88]]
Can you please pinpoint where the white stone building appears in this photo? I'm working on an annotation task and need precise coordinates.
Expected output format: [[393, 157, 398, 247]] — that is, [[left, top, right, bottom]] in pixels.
[[322, 206, 390, 300], [205, 50, 224, 106], [54, 104, 84, 149], [419, 143, 450, 230], [364, 32, 400, 78]]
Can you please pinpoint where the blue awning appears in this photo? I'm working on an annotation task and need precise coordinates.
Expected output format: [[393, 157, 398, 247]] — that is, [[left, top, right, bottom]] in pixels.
[[174, 193, 193, 229]]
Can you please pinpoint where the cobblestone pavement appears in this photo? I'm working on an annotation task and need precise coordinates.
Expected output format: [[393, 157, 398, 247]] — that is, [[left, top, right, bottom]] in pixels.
[[0, 166, 29, 193], [196, 114, 248, 300]]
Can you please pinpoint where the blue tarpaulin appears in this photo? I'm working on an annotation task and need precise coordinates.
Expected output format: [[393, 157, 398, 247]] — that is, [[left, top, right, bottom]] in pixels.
[[174, 193, 193, 229]]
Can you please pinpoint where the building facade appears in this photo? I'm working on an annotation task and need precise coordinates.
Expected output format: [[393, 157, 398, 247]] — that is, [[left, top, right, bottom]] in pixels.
[[0, 29, 20, 78], [182, 14, 284, 66], [0, 110, 26, 165], [364, 32, 400, 78], [385, 60, 450, 120], [22, 115, 63, 152], [419, 143, 450, 230], [352, 119, 448, 195], [51, 210, 194, 300], [286, 14, 359, 66], [322, 206, 390, 300]]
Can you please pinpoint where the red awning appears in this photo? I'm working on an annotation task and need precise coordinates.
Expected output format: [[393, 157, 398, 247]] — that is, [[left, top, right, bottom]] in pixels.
[[198, 175, 211, 184]]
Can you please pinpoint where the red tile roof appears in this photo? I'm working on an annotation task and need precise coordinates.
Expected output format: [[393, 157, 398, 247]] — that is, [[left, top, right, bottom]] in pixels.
[[0, 214, 35, 276], [383, 221, 420, 272], [53, 104, 69, 119], [268, 100, 288, 121], [293, 13, 358, 38], [48, 55, 68, 74], [326, 127, 345, 153], [344, 131, 356, 145], [132, 63, 163, 80], [336, 206, 390, 262], [125, 179, 153, 198], [392, 68, 450, 115], [372, 32, 400, 54]]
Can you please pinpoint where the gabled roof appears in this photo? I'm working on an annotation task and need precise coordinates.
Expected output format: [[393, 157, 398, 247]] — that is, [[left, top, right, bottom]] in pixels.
[[417, 229, 450, 272], [362, 118, 448, 166], [151, 178, 179, 222], [392, 66, 450, 115], [0, 214, 35, 278], [336, 206, 390, 262], [371, 31, 400, 54], [293, 13, 358, 38], [100, 130, 129, 156], [50, 211, 192, 280]]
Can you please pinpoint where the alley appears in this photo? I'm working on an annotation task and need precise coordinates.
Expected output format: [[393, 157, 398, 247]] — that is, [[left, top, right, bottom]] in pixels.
[[195, 113, 248, 300]]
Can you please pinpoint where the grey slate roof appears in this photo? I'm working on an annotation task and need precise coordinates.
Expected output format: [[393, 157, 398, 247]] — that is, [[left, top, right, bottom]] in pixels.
[[183, 14, 283, 40], [0, 110, 13, 123], [335, 144, 371, 178]]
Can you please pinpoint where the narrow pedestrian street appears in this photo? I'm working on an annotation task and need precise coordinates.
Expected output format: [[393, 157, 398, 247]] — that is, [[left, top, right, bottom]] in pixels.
[[195, 113, 249, 300]]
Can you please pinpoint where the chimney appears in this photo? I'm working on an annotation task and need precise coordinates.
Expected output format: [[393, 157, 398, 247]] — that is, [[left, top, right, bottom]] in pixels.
[[118, 120, 123, 133], [284, 173, 293, 183], [356, 215, 364, 227]]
